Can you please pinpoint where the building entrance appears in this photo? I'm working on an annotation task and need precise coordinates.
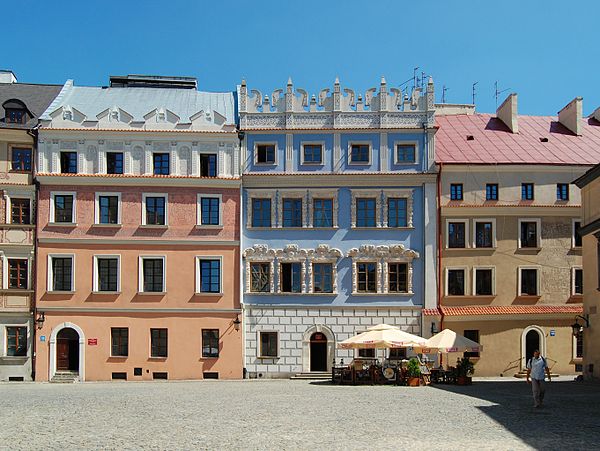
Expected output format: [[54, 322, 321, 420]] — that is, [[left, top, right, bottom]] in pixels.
[[310, 332, 328, 372], [56, 327, 79, 371], [525, 329, 541, 365]]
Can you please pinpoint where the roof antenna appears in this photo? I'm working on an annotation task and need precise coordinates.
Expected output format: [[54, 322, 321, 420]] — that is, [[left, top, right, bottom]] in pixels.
[[472, 82, 478, 106], [413, 67, 419, 91], [494, 81, 511, 109], [442, 85, 449, 103]]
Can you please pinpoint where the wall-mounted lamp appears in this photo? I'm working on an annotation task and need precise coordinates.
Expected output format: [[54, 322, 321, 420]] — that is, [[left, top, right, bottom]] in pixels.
[[571, 314, 590, 336], [237, 130, 246, 143], [431, 322, 438, 335], [35, 312, 45, 330], [233, 315, 241, 331]]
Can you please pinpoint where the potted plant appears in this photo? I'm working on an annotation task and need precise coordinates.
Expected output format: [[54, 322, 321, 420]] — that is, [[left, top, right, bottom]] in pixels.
[[406, 358, 421, 386], [456, 357, 474, 385]]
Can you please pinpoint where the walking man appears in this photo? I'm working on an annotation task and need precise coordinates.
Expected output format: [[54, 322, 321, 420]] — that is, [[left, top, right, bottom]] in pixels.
[[526, 349, 551, 408]]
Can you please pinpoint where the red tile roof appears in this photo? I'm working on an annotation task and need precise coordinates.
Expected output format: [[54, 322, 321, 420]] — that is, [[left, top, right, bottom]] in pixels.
[[435, 114, 600, 165], [423, 305, 583, 316]]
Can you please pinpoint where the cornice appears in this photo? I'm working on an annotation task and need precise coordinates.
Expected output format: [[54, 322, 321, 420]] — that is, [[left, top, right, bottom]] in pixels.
[[38, 238, 239, 246], [35, 174, 241, 188], [242, 172, 437, 187], [39, 128, 239, 142], [439, 163, 593, 173], [38, 307, 241, 313], [441, 204, 581, 217]]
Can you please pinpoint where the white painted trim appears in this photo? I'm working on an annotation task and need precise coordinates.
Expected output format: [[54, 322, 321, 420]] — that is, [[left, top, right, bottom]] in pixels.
[[382, 189, 414, 228], [520, 325, 545, 370], [39, 238, 239, 246], [472, 218, 496, 248], [196, 193, 223, 227], [300, 141, 325, 165], [138, 255, 166, 293], [572, 218, 582, 248], [348, 141, 372, 165], [4, 192, 33, 225], [47, 254, 75, 292], [3, 324, 30, 357], [445, 266, 468, 296], [517, 218, 542, 249], [2, 255, 31, 290], [49, 322, 85, 381], [302, 324, 335, 372], [50, 191, 76, 223], [446, 219, 469, 249], [253, 141, 278, 165], [94, 192, 122, 225], [195, 256, 223, 294], [472, 266, 496, 296], [393, 140, 419, 165], [141, 193, 168, 226], [571, 266, 583, 296], [93, 254, 121, 292], [257, 330, 280, 358], [517, 265, 541, 296]]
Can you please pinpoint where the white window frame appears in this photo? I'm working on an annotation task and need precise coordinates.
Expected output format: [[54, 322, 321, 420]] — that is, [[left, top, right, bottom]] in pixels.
[[256, 330, 280, 358], [473, 218, 496, 248], [247, 261, 275, 294], [195, 256, 223, 295], [348, 141, 372, 165], [3, 255, 31, 290], [4, 324, 29, 357], [47, 254, 75, 292], [518, 218, 542, 249], [518, 266, 541, 297], [196, 193, 222, 227], [94, 192, 122, 225], [50, 191, 76, 224], [393, 140, 419, 165], [472, 266, 496, 296], [138, 255, 166, 294], [446, 219, 469, 249], [445, 267, 468, 297], [5, 192, 33, 224], [141, 193, 168, 226], [383, 189, 414, 228], [93, 254, 121, 293], [571, 266, 583, 296], [572, 219, 582, 249], [300, 141, 325, 165], [254, 142, 278, 166]]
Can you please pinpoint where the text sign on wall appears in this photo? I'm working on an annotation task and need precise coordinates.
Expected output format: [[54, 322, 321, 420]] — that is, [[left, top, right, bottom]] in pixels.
[[549, 330, 555, 337], [40, 336, 46, 342], [88, 338, 98, 346]]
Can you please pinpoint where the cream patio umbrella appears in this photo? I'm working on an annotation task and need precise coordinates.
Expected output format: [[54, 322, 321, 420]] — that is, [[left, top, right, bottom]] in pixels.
[[339, 324, 427, 349], [422, 328, 482, 353]]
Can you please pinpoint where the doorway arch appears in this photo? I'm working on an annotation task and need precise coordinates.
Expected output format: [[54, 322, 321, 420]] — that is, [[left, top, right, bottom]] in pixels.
[[521, 325, 545, 370], [49, 322, 85, 381], [302, 324, 335, 372]]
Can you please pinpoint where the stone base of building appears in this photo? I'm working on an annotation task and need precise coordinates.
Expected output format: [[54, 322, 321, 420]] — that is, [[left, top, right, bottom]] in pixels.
[[244, 305, 422, 378], [0, 315, 33, 382]]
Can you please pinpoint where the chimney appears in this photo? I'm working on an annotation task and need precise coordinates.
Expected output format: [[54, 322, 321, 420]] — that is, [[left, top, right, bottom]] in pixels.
[[591, 106, 600, 122], [496, 93, 518, 133], [0, 70, 17, 84], [558, 97, 583, 136]]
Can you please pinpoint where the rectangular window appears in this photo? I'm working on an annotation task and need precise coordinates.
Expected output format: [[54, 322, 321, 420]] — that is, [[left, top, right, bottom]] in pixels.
[[153, 153, 170, 175], [475, 221, 493, 248], [520, 221, 538, 248], [111, 328, 128, 357], [8, 259, 28, 290], [576, 331, 583, 359], [474, 269, 493, 296], [282, 198, 303, 228], [6, 109, 26, 124], [557, 183, 569, 201], [389, 347, 407, 360], [357, 262, 377, 293], [303, 144, 323, 164], [313, 199, 333, 227], [350, 144, 370, 164], [145, 196, 166, 225], [448, 222, 466, 248], [106, 152, 124, 174], [200, 197, 220, 226], [450, 184, 463, 201], [463, 330, 480, 358], [199, 259, 221, 293], [11, 148, 32, 171], [388, 263, 408, 293], [486, 184, 498, 201], [313, 263, 333, 293], [60, 152, 77, 174], [200, 154, 217, 177], [521, 183, 534, 200], [574, 268, 583, 295], [388, 198, 407, 228], [573, 221, 582, 247], [356, 198, 376, 227], [142, 258, 164, 293], [396, 144, 416, 163], [251, 198, 271, 227], [250, 263, 270, 292], [256, 144, 275, 164], [447, 269, 465, 296], [259, 331, 278, 357], [6, 326, 27, 357], [97, 258, 119, 292], [280, 262, 302, 293], [202, 329, 219, 358], [53, 195, 74, 223], [11, 199, 30, 224], [150, 328, 168, 358], [358, 348, 375, 358], [51, 257, 73, 291], [520, 268, 538, 296], [99, 195, 119, 224]]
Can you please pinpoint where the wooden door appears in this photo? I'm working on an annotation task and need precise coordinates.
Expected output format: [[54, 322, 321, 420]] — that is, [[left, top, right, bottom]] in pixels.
[[57, 339, 70, 370]]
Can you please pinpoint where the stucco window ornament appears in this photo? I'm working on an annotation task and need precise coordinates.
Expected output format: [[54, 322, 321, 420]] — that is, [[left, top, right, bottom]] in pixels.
[[382, 189, 414, 228], [243, 245, 276, 293], [275, 245, 308, 293], [350, 189, 382, 228], [308, 189, 338, 228], [278, 190, 308, 228], [246, 190, 277, 229], [307, 244, 342, 294]]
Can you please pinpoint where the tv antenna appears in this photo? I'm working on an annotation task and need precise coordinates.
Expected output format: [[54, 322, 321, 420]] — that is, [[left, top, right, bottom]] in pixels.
[[472, 82, 478, 105], [413, 67, 419, 90], [494, 81, 511, 108], [442, 85, 449, 103]]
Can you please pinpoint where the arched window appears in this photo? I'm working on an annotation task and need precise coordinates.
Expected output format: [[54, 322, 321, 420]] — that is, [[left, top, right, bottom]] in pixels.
[[3, 99, 29, 124]]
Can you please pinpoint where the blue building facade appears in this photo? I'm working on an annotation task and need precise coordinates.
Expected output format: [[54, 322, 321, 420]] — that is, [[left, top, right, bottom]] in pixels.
[[239, 77, 438, 377]]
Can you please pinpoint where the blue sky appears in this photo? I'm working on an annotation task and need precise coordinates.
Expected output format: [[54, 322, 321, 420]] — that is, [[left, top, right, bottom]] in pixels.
[[4, 0, 599, 115]]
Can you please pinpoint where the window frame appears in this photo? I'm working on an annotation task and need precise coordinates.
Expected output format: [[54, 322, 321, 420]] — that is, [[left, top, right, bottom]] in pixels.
[[572, 219, 582, 249], [141, 193, 168, 226], [312, 262, 334, 294], [5, 325, 28, 357], [94, 192, 122, 226], [387, 262, 409, 294], [281, 196, 304, 228], [463, 330, 480, 358], [4, 256, 30, 290], [572, 266, 583, 296], [556, 183, 569, 201], [47, 254, 75, 293], [9, 197, 31, 225], [445, 267, 467, 297], [50, 191, 76, 224], [150, 328, 168, 358], [300, 142, 325, 165], [138, 255, 166, 294], [247, 190, 276, 229], [446, 219, 469, 249], [106, 152, 124, 175], [356, 261, 379, 293], [518, 266, 541, 297], [59, 151, 78, 174], [199, 153, 218, 177], [521, 183, 534, 201], [249, 262, 272, 293], [518, 218, 541, 249], [472, 266, 495, 296], [257, 330, 279, 358], [110, 327, 129, 357], [196, 193, 222, 227], [152, 152, 170, 175], [348, 142, 372, 165], [9, 145, 32, 172], [201, 329, 220, 358], [254, 142, 277, 165], [450, 183, 463, 201], [93, 255, 121, 293], [473, 218, 496, 249], [485, 183, 499, 201], [393, 141, 419, 165], [195, 256, 223, 295], [278, 261, 303, 294], [5, 108, 27, 124]]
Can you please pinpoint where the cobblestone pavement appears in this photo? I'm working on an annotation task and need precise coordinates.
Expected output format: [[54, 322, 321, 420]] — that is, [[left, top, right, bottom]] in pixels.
[[1, 378, 598, 450]]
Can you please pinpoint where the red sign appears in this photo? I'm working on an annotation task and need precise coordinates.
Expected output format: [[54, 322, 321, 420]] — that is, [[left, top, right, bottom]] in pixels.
[[88, 338, 98, 346]]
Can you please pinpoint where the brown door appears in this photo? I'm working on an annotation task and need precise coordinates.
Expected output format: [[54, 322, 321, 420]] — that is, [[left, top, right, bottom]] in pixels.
[[57, 339, 70, 370], [310, 332, 328, 372]]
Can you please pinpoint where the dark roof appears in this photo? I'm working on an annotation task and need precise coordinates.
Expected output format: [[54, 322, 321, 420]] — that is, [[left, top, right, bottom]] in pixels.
[[573, 162, 600, 188], [0, 83, 63, 130]]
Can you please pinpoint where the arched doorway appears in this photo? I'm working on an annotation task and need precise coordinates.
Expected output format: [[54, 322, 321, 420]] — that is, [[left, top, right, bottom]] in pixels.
[[310, 332, 328, 372], [521, 326, 545, 370], [56, 328, 79, 371]]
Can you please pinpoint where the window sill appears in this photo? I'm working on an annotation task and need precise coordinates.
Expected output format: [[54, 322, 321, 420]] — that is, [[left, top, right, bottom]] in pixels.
[[92, 291, 121, 295], [254, 163, 277, 166], [446, 247, 496, 251], [256, 355, 279, 360], [570, 247, 582, 251], [148, 357, 168, 361], [0, 356, 28, 362], [48, 222, 77, 227], [516, 247, 541, 252], [245, 292, 274, 295], [516, 295, 541, 300], [139, 224, 168, 229], [309, 226, 339, 230], [92, 223, 122, 228], [137, 291, 166, 296], [195, 225, 223, 229], [109, 356, 128, 359], [248, 227, 274, 230], [351, 226, 384, 230], [348, 161, 371, 166], [3, 223, 35, 229], [9, 170, 32, 174], [47, 291, 75, 295], [351, 292, 414, 296], [300, 162, 325, 166], [194, 292, 223, 297], [200, 356, 219, 360]]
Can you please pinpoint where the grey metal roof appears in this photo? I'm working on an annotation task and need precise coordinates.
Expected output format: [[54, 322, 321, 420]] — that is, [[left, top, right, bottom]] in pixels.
[[0, 83, 63, 129]]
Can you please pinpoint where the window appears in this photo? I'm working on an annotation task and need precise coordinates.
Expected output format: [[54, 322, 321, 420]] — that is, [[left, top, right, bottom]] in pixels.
[[200, 154, 217, 177], [250, 263, 271, 292], [106, 152, 124, 174], [256, 144, 275, 164], [52, 194, 74, 223], [485, 184, 498, 201], [357, 262, 377, 293], [199, 196, 220, 226], [251, 198, 271, 227], [519, 220, 539, 248], [387, 198, 407, 228], [474, 268, 493, 296], [5, 108, 26, 124], [573, 268, 583, 295], [202, 329, 219, 358], [259, 331, 278, 357], [60, 152, 77, 173], [282, 198, 302, 228], [96, 257, 119, 292], [358, 348, 375, 358], [450, 184, 463, 201], [575, 331, 583, 359], [350, 144, 370, 164], [474, 221, 494, 248], [153, 153, 170, 175], [573, 220, 582, 248], [448, 221, 466, 248], [557, 183, 569, 201], [141, 257, 165, 293], [356, 198, 376, 227], [98, 195, 120, 224], [313, 263, 333, 293], [150, 328, 168, 358], [389, 348, 407, 360], [388, 263, 408, 293], [11, 148, 31, 171], [313, 199, 333, 227], [519, 268, 539, 296], [447, 269, 465, 296], [302, 144, 323, 164], [50, 256, 73, 291], [11, 199, 30, 224], [280, 262, 302, 293], [521, 183, 534, 200], [598, 240, 600, 290], [6, 326, 27, 356], [198, 259, 221, 293], [396, 144, 416, 163], [8, 259, 28, 289], [463, 330, 480, 358], [144, 195, 167, 226], [111, 328, 128, 357]]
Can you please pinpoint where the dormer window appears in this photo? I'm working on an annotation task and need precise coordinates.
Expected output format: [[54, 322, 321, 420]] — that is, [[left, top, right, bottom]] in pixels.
[[62, 108, 73, 121], [157, 109, 166, 122], [110, 109, 119, 121], [3, 99, 28, 124]]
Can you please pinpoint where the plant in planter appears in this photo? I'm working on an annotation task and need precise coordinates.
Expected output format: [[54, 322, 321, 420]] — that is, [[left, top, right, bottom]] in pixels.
[[406, 358, 421, 386], [456, 357, 474, 385]]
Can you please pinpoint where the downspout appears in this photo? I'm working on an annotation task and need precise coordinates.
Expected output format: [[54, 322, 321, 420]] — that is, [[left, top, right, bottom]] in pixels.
[[437, 162, 445, 331], [27, 125, 39, 380]]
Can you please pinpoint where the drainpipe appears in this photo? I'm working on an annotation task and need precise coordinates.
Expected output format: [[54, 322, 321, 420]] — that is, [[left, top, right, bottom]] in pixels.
[[27, 125, 39, 381], [437, 162, 444, 332]]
